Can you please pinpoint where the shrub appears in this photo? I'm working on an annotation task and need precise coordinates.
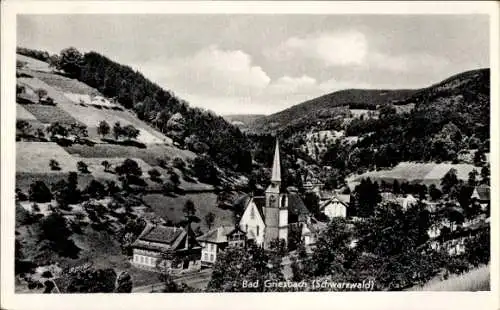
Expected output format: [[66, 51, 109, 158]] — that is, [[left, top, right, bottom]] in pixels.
[[29, 181, 53, 203], [49, 159, 61, 171], [172, 157, 186, 170], [77, 161, 90, 174], [148, 168, 162, 181], [41, 270, 53, 278]]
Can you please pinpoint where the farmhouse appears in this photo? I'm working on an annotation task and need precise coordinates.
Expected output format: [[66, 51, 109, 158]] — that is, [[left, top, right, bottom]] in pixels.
[[197, 225, 246, 266], [131, 223, 201, 273], [236, 140, 315, 249]]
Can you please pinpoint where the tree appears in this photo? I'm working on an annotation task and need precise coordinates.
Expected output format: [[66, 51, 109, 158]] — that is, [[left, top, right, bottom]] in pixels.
[[392, 180, 401, 194], [69, 124, 88, 142], [97, 120, 110, 138], [204, 212, 215, 230], [473, 149, 486, 166], [354, 178, 381, 217], [85, 180, 106, 199], [148, 168, 162, 182], [480, 166, 490, 185], [46, 122, 68, 138], [428, 184, 442, 201], [29, 181, 53, 203], [156, 251, 179, 292], [57, 47, 84, 78], [191, 155, 219, 185], [66, 268, 117, 293], [35, 88, 48, 102], [77, 161, 90, 174], [101, 160, 111, 172], [162, 180, 176, 194], [39, 212, 80, 257], [122, 124, 140, 140], [172, 157, 186, 170], [16, 120, 32, 137], [207, 243, 285, 292], [113, 122, 122, 140], [115, 271, 133, 293], [115, 159, 142, 178], [303, 192, 320, 217], [49, 159, 61, 171], [468, 169, 478, 187], [183, 199, 197, 219], [441, 168, 458, 195]]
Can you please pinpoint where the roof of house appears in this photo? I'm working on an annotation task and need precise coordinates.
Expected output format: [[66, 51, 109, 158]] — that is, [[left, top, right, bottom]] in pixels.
[[197, 226, 234, 243], [475, 184, 490, 201], [132, 224, 194, 252], [320, 194, 351, 209]]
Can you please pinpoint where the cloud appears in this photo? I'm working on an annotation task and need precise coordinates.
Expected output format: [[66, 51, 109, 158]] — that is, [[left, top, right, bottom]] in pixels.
[[270, 31, 369, 67], [267, 30, 451, 74], [267, 75, 317, 94], [137, 45, 271, 97]]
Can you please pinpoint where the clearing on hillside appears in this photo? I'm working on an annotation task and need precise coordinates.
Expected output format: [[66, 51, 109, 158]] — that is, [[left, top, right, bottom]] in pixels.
[[350, 162, 480, 188], [16, 104, 37, 120], [81, 157, 155, 181], [22, 104, 82, 125], [64, 144, 195, 166], [17, 54, 51, 72], [16, 142, 80, 173]]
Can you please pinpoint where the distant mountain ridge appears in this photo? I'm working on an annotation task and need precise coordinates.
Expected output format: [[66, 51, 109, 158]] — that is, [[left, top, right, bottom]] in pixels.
[[249, 68, 489, 133]]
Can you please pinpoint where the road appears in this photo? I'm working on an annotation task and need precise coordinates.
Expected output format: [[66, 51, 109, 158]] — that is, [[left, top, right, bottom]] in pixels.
[[132, 268, 213, 293]]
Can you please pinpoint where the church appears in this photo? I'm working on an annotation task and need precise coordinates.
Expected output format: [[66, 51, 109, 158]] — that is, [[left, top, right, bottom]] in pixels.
[[237, 140, 321, 249]]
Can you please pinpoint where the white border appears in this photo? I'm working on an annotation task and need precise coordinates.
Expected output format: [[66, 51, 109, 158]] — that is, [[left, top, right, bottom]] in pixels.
[[1, 2, 498, 310]]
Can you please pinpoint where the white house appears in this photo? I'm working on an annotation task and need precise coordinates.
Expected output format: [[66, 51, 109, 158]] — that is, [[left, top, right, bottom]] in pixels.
[[320, 195, 350, 219], [197, 225, 246, 266]]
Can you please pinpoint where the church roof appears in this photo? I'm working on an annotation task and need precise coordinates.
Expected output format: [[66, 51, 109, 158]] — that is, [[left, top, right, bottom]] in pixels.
[[271, 139, 281, 182], [287, 193, 310, 218]]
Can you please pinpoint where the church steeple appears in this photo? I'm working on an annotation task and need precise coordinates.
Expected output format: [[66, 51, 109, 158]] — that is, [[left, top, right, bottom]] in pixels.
[[271, 139, 281, 183]]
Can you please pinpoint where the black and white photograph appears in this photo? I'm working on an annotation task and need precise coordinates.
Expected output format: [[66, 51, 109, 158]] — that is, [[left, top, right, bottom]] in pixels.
[[1, 1, 498, 309]]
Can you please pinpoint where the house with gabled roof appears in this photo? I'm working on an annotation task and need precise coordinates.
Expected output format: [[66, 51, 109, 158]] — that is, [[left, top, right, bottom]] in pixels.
[[471, 184, 490, 211], [197, 225, 246, 266], [131, 223, 201, 273], [320, 194, 350, 219]]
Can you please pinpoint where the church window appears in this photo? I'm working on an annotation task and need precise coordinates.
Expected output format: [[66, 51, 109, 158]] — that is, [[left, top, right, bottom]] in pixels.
[[245, 224, 248, 232], [250, 206, 255, 219], [210, 254, 214, 261], [257, 226, 260, 236]]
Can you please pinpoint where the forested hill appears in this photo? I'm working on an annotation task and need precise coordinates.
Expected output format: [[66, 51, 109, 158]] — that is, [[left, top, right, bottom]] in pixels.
[[249, 68, 489, 133], [18, 47, 253, 174]]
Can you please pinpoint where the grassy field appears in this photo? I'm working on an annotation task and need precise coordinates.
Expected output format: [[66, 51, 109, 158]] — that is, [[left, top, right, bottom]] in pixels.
[[17, 54, 51, 72], [143, 193, 234, 232], [351, 162, 479, 187], [64, 144, 195, 166], [81, 157, 155, 180], [22, 104, 82, 125], [27, 70, 100, 95], [16, 172, 95, 191], [17, 76, 75, 105], [57, 102, 166, 144], [16, 104, 37, 120], [17, 142, 81, 173], [410, 265, 490, 291]]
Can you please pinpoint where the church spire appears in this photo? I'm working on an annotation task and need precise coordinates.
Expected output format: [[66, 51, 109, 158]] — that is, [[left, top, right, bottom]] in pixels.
[[271, 139, 281, 183]]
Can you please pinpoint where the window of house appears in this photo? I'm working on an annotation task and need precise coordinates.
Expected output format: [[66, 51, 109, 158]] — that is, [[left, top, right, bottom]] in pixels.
[[257, 226, 259, 236], [210, 254, 214, 261], [140, 256, 144, 264], [250, 207, 255, 219], [204, 253, 208, 261]]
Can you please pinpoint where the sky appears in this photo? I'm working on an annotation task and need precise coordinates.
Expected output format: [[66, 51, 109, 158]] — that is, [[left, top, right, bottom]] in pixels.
[[17, 14, 489, 115]]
